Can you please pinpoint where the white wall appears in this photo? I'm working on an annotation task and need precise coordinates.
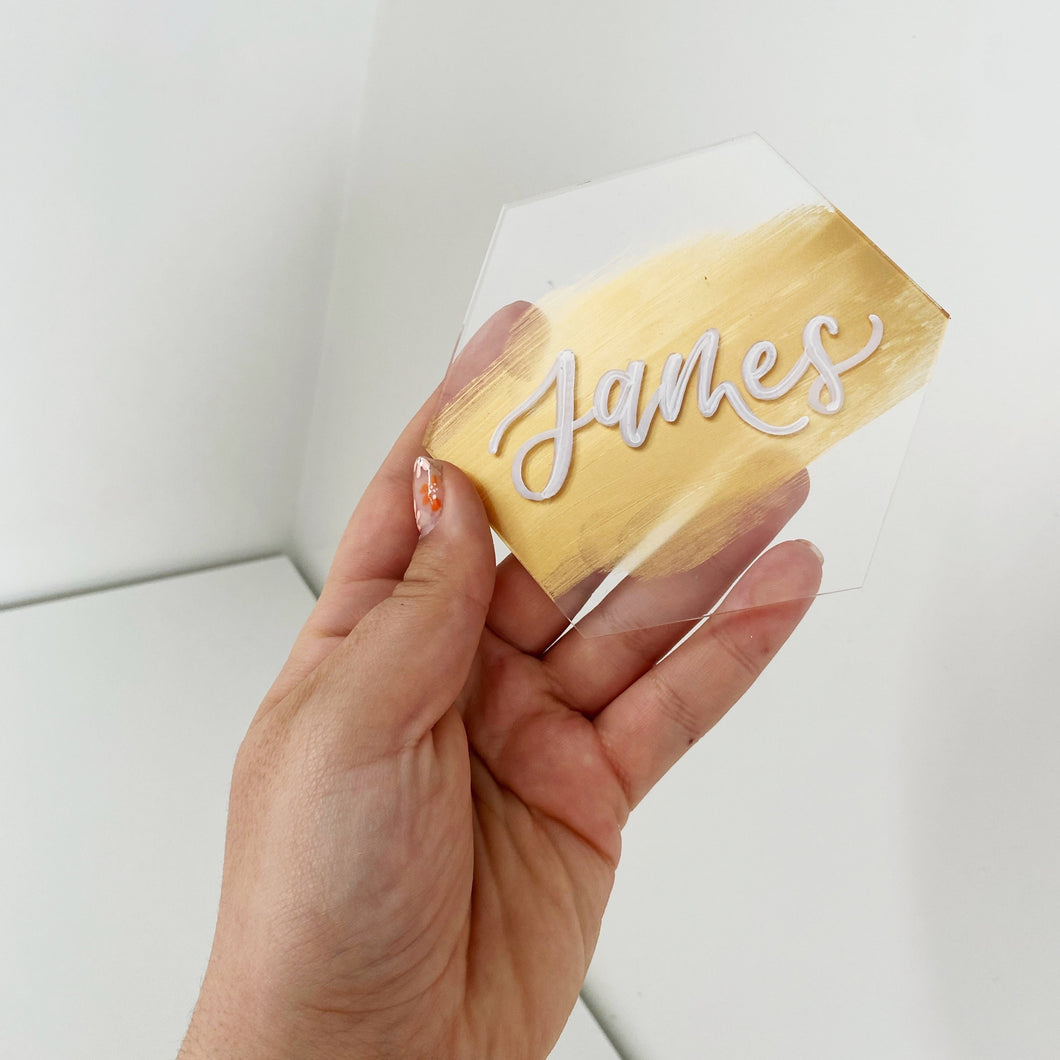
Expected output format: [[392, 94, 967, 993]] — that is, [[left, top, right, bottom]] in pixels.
[[0, 0, 379, 608]]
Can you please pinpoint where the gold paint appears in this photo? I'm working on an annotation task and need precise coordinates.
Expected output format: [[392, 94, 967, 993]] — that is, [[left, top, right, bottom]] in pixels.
[[425, 204, 948, 601]]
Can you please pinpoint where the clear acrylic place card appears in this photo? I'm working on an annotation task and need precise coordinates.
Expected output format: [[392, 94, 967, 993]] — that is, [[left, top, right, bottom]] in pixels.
[[425, 135, 948, 635]]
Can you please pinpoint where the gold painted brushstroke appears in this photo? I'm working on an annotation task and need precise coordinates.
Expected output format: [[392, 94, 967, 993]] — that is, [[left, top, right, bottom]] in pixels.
[[425, 204, 948, 600]]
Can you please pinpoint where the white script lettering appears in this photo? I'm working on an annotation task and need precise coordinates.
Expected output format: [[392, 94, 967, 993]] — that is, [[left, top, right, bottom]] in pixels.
[[488, 313, 883, 501]]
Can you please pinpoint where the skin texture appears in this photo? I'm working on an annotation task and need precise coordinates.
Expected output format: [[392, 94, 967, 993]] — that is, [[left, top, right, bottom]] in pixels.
[[178, 304, 823, 1060]]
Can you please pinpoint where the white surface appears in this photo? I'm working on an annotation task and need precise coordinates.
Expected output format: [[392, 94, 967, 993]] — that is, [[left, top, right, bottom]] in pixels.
[[0, 557, 315, 1058], [0, 0, 380, 608], [289, 0, 1060, 1056], [0, 557, 617, 1059]]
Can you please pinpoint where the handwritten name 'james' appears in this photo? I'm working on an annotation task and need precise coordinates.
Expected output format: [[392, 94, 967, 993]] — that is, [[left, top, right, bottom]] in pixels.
[[489, 313, 883, 501]]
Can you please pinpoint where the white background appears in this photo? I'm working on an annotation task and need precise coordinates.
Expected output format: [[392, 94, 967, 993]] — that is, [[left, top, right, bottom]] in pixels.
[[0, 559, 312, 1059], [3, 0, 1059, 1057], [0, 0, 380, 607]]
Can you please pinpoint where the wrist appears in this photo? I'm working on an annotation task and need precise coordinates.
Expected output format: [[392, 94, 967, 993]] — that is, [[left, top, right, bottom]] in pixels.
[[178, 971, 400, 1060], [178, 967, 325, 1060], [178, 988, 284, 1060]]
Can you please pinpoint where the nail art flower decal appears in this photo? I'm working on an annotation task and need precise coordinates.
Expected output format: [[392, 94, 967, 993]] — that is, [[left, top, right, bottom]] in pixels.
[[413, 456, 443, 536]]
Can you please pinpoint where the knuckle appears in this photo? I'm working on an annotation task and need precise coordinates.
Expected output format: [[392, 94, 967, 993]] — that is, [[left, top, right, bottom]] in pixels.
[[395, 560, 491, 622], [648, 668, 706, 746], [598, 733, 637, 809], [710, 615, 769, 682]]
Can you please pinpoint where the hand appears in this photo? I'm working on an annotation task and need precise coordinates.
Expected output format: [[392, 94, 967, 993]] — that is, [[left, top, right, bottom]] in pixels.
[[179, 304, 823, 1060]]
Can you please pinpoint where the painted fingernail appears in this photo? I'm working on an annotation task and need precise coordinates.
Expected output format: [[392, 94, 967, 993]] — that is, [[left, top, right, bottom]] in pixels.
[[413, 456, 443, 537], [798, 539, 824, 564]]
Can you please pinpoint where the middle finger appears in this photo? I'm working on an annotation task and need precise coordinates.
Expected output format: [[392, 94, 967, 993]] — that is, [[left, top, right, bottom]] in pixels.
[[542, 471, 809, 714]]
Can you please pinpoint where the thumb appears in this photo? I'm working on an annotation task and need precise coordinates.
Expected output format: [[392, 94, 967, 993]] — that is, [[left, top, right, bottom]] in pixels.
[[327, 457, 497, 747]]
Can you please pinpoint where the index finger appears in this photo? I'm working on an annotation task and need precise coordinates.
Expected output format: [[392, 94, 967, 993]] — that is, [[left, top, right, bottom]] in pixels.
[[593, 539, 823, 810]]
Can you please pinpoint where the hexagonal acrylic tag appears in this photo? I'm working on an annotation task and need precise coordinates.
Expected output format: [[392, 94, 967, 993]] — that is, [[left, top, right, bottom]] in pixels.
[[424, 135, 948, 635]]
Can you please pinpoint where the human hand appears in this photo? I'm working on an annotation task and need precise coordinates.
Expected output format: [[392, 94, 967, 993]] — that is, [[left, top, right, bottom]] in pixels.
[[178, 304, 823, 1060]]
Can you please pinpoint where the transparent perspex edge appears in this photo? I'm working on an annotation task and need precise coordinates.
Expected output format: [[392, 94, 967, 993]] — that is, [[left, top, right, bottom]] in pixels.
[[424, 134, 948, 637]]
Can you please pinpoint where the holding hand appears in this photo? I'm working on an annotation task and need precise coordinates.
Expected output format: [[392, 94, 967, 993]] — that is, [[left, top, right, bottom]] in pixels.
[[179, 305, 822, 1060]]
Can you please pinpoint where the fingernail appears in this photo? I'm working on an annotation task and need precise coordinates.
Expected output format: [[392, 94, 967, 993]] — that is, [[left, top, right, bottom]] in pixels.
[[413, 456, 443, 537], [798, 539, 824, 565]]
